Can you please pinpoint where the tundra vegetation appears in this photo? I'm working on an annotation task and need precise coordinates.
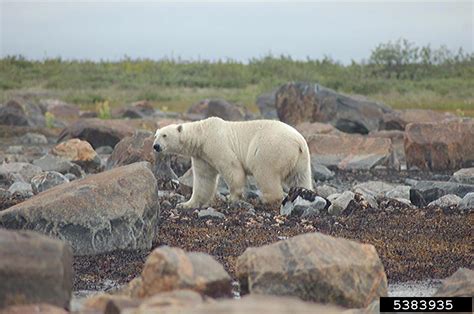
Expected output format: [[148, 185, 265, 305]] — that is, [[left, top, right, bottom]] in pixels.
[[1, 38, 473, 116]]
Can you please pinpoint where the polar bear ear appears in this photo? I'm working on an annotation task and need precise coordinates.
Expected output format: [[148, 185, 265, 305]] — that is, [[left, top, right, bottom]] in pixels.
[[177, 125, 183, 133]]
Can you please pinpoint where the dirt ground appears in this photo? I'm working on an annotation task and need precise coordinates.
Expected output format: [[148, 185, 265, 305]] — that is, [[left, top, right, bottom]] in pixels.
[[73, 188, 473, 291]]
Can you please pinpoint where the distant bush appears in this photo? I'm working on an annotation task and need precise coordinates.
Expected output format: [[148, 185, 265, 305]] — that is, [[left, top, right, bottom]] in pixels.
[[96, 100, 111, 119]]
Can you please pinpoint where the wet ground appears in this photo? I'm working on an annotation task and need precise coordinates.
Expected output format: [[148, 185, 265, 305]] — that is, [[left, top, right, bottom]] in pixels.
[[73, 185, 473, 292]]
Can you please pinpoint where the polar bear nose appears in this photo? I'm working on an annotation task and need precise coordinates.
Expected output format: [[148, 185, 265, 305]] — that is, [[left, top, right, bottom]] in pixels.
[[153, 143, 162, 152]]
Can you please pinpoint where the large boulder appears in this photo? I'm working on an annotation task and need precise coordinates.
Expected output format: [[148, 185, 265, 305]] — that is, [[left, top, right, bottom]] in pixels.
[[187, 99, 247, 121], [51, 139, 101, 173], [237, 232, 387, 308], [405, 120, 474, 171], [433, 268, 474, 297], [380, 109, 455, 131], [275, 82, 391, 134], [308, 134, 396, 170], [256, 90, 278, 119], [57, 118, 135, 148], [0, 99, 45, 127], [136, 246, 232, 298], [0, 162, 160, 255], [106, 131, 177, 181], [0, 229, 72, 309]]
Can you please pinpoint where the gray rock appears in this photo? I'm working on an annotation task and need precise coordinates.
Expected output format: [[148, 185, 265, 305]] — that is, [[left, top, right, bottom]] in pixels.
[[281, 187, 326, 217], [311, 160, 335, 181], [256, 90, 278, 119], [451, 167, 474, 185], [459, 192, 474, 210], [0, 162, 160, 255], [64, 173, 77, 181], [385, 185, 411, 201], [6, 146, 23, 154], [96, 145, 114, 155], [33, 154, 84, 178], [198, 207, 225, 219], [315, 185, 338, 199], [0, 162, 43, 184], [352, 181, 395, 199], [237, 232, 387, 308], [20, 132, 48, 145], [409, 180, 474, 203], [0, 99, 45, 127], [328, 191, 355, 215], [31, 171, 69, 194], [427, 194, 462, 208], [8, 181, 33, 196], [0, 229, 73, 309]]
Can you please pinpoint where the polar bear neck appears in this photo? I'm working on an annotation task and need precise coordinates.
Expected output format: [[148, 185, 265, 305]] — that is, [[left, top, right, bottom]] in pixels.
[[179, 122, 205, 157]]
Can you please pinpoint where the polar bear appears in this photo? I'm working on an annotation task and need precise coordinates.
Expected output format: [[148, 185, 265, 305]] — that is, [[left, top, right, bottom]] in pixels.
[[153, 117, 312, 208]]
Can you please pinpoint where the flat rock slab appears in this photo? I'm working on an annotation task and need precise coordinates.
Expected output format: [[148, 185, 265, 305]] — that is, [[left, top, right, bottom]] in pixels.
[[0, 162, 160, 255], [308, 134, 396, 170], [237, 232, 387, 308], [0, 229, 72, 309]]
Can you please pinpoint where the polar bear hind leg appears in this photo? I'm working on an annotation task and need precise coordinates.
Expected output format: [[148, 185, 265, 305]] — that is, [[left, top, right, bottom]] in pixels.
[[177, 158, 218, 209]]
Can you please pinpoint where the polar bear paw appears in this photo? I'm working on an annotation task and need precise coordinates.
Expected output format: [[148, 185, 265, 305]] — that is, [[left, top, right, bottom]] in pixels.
[[176, 201, 197, 209]]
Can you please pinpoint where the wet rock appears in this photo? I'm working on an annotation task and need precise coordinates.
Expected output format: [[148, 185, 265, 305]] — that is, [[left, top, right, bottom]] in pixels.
[[32, 154, 83, 178], [0, 229, 72, 309], [30, 171, 69, 194], [0, 99, 45, 127], [0, 162, 43, 185], [8, 181, 33, 197], [308, 134, 396, 170], [380, 109, 455, 131], [275, 82, 390, 134], [20, 133, 48, 145], [0, 303, 68, 314], [107, 131, 178, 181], [405, 119, 474, 171], [328, 191, 355, 215], [280, 187, 327, 217], [0, 162, 160, 255], [137, 246, 232, 298], [51, 138, 102, 173], [459, 192, 474, 210], [427, 194, 462, 208], [187, 99, 246, 121], [256, 90, 278, 119], [451, 167, 474, 185], [433, 268, 474, 297], [198, 207, 225, 219], [237, 232, 387, 308], [409, 180, 474, 203], [315, 184, 338, 199], [311, 161, 335, 181], [57, 118, 135, 148]]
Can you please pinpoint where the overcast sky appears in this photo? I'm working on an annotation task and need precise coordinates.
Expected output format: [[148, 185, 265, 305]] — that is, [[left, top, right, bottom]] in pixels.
[[0, 1, 472, 63]]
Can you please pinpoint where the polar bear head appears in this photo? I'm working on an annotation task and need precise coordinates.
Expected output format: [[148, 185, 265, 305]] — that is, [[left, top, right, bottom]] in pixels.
[[153, 124, 183, 154]]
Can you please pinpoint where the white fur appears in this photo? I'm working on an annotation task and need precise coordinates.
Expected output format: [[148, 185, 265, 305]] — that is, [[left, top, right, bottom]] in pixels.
[[153, 117, 312, 208]]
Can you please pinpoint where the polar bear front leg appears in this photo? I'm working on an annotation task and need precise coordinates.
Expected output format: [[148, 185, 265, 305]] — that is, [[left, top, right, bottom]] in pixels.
[[177, 158, 218, 209], [216, 161, 246, 202]]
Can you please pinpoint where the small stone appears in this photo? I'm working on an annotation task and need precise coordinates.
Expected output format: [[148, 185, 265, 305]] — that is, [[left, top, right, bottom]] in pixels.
[[459, 192, 474, 210], [311, 161, 335, 181], [385, 185, 411, 201], [328, 191, 355, 215], [64, 173, 77, 181], [316, 185, 338, 198], [8, 181, 33, 196], [20, 132, 48, 145], [96, 145, 114, 155], [31, 171, 69, 194], [428, 194, 462, 208], [451, 167, 474, 185], [198, 207, 225, 219]]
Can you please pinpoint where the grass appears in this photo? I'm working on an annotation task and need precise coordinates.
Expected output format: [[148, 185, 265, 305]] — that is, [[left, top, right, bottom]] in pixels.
[[1, 46, 473, 116]]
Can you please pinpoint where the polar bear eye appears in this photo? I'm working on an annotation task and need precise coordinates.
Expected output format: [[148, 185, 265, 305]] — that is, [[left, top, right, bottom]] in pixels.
[[162, 134, 167, 138]]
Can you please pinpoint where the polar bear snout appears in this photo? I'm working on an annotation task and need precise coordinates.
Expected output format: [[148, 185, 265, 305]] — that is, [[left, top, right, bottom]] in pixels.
[[153, 143, 162, 152]]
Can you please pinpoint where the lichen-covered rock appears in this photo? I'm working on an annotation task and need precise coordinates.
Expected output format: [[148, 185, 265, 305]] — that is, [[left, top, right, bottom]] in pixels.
[[275, 82, 390, 134], [51, 138, 101, 173], [405, 120, 474, 171], [433, 268, 474, 297], [137, 246, 232, 298], [0, 229, 72, 309], [237, 232, 387, 308], [0, 162, 160, 255]]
